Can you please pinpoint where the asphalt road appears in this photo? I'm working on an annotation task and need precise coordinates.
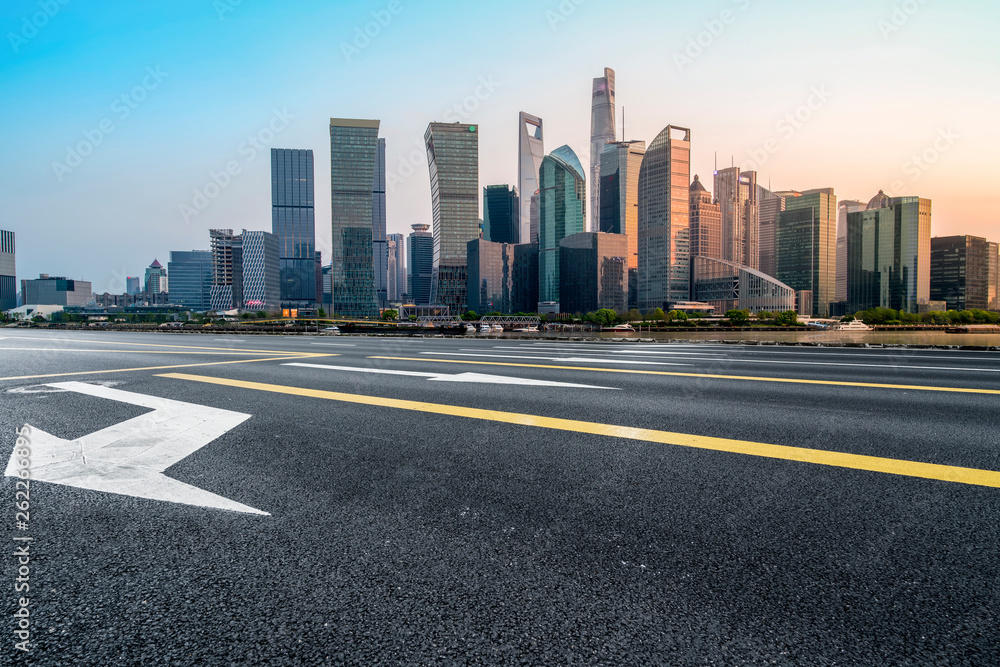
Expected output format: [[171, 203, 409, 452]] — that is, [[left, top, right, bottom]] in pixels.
[[1, 330, 998, 665]]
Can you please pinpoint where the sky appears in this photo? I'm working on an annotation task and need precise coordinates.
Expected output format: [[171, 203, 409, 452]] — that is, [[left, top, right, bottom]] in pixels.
[[2, 0, 999, 293]]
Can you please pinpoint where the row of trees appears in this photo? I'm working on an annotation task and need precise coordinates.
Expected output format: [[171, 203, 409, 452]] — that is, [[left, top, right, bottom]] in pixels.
[[849, 308, 1000, 325]]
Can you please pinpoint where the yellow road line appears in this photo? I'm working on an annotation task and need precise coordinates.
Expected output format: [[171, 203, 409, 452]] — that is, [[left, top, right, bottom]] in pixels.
[[369, 356, 1000, 396], [158, 373, 1000, 489], [0, 354, 336, 382], [11, 336, 305, 356]]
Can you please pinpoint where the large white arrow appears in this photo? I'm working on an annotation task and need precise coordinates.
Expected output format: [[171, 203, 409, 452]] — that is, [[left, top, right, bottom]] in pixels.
[[4, 381, 267, 515], [284, 363, 618, 389]]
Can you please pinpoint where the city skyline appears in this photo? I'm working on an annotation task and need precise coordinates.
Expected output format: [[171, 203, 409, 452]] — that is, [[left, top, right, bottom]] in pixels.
[[3, 0, 998, 292]]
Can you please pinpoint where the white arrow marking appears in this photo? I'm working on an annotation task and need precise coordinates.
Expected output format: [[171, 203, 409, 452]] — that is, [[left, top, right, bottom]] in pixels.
[[284, 363, 618, 389], [5, 381, 267, 515]]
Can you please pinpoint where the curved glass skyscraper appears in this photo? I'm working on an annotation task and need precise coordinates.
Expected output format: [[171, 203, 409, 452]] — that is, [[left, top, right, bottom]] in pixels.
[[590, 67, 616, 233], [637, 125, 691, 311], [538, 145, 586, 309]]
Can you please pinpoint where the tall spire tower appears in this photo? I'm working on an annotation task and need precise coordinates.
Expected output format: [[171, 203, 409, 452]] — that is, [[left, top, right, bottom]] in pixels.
[[590, 67, 616, 233]]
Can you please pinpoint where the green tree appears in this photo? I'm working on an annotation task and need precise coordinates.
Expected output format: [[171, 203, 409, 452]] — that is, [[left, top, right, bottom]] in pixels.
[[646, 308, 666, 322], [317, 308, 326, 319], [627, 308, 642, 322], [382, 309, 399, 321], [776, 310, 799, 326], [462, 310, 479, 321], [593, 308, 619, 326], [757, 311, 774, 322], [725, 309, 750, 326]]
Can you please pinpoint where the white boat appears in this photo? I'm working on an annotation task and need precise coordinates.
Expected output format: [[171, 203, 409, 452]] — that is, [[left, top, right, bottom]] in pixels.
[[832, 320, 872, 331]]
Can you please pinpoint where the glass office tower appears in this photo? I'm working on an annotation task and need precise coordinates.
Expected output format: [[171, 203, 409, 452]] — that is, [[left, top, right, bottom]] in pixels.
[[407, 224, 434, 305], [538, 145, 586, 309], [847, 193, 931, 314], [372, 138, 388, 308], [167, 250, 212, 312], [930, 235, 991, 311], [518, 112, 544, 244], [637, 125, 691, 311], [590, 67, 616, 233], [241, 230, 281, 311], [271, 148, 317, 310], [776, 188, 837, 316], [714, 167, 759, 270], [330, 119, 381, 318], [483, 184, 519, 245], [425, 122, 479, 313], [559, 232, 628, 315], [599, 140, 646, 271], [757, 186, 786, 278]]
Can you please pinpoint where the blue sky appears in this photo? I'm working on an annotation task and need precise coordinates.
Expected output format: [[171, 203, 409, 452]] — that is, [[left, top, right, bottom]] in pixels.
[[2, 0, 998, 292]]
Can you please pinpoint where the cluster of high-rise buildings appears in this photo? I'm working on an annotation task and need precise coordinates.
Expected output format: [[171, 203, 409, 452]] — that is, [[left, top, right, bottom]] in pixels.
[[3, 66, 999, 319]]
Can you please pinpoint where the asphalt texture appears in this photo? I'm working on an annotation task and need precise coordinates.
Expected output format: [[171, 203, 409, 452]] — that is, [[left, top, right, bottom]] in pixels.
[[1, 330, 998, 666]]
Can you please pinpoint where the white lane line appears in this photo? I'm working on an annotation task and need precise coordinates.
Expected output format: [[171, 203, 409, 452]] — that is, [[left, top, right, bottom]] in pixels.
[[310, 343, 357, 347], [5, 382, 267, 515], [483, 346, 727, 356], [418, 352, 692, 366], [423, 351, 1000, 373], [284, 363, 617, 389], [615, 349, 1000, 362]]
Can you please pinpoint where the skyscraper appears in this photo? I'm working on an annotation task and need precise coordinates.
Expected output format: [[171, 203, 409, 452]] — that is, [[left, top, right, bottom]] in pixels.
[[930, 235, 990, 311], [372, 137, 388, 308], [714, 167, 759, 269], [637, 125, 691, 311], [989, 242, 1000, 311], [330, 118, 381, 318], [599, 141, 646, 269], [847, 192, 931, 314], [240, 230, 281, 311], [559, 232, 629, 315], [126, 276, 140, 295], [483, 184, 519, 244], [757, 187, 786, 278], [466, 239, 538, 315], [538, 145, 586, 309], [387, 232, 406, 302], [271, 148, 317, 310], [0, 229, 15, 311], [209, 229, 242, 311], [836, 199, 866, 303], [144, 259, 167, 295], [776, 188, 838, 316], [518, 112, 544, 244], [425, 122, 479, 313], [590, 67, 616, 233], [167, 250, 212, 312], [407, 223, 434, 305], [688, 175, 722, 260]]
